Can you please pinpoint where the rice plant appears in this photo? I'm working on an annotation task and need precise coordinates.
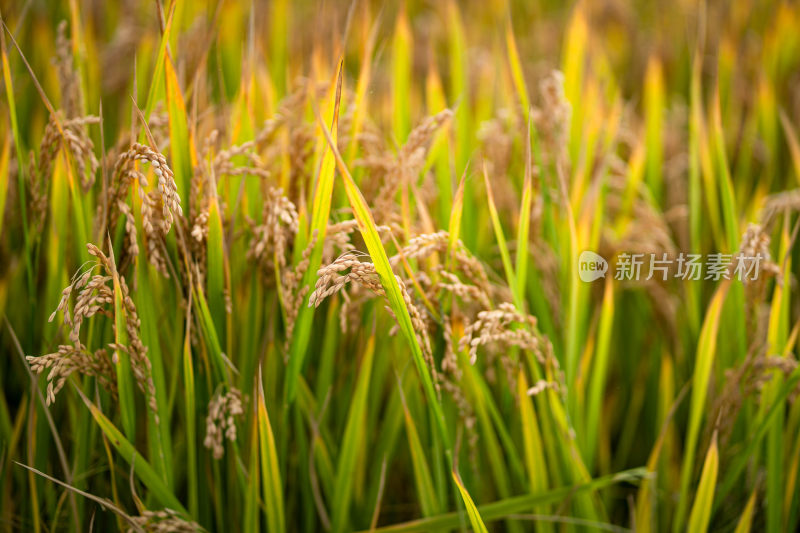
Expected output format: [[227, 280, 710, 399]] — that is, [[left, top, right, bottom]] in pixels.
[[1, 0, 799, 531]]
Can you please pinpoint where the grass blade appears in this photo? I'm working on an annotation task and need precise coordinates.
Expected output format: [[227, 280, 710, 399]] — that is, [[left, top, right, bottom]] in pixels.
[[257, 366, 285, 533], [733, 488, 758, 533], [686, 434, 719, 533], [285, 60, 343, 404], [73, 387, 187, 516], [482, 163, 516, 298], [452, 471, 489, 533], [314, 93, 453, 458], [364, 469, 648, 533], [400, 387, 440, 518], [675, 282, 730, 531], [331, 336, 375, 532]]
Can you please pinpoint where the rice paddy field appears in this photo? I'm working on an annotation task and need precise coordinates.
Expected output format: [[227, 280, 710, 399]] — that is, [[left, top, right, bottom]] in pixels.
[[1, 0, 800, 531]]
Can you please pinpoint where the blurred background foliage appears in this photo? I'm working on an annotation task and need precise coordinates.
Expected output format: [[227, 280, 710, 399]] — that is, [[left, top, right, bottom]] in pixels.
[[0, 0, 799, 532]]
